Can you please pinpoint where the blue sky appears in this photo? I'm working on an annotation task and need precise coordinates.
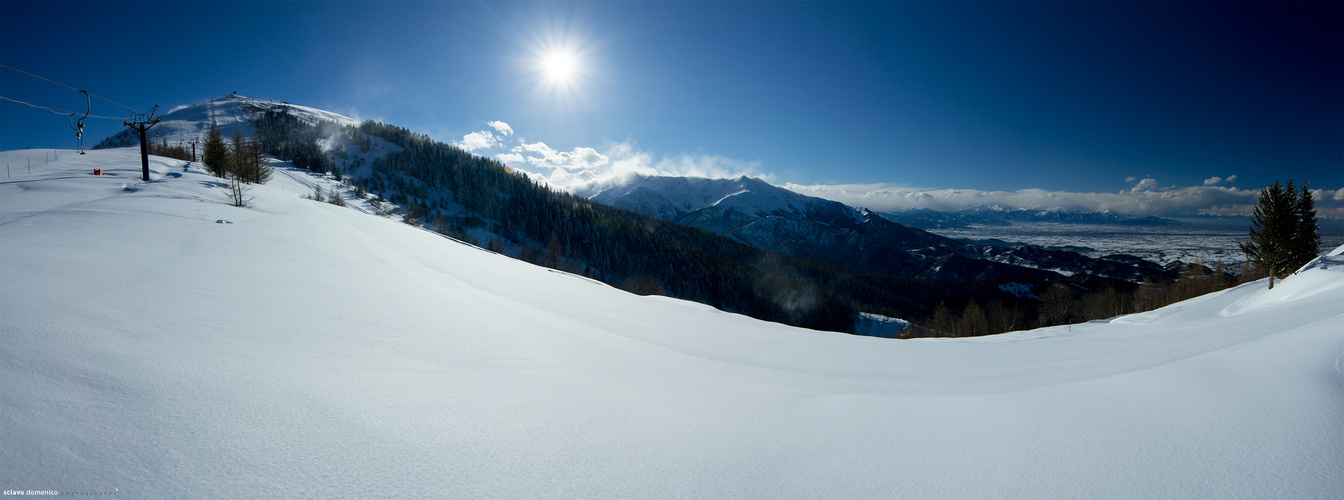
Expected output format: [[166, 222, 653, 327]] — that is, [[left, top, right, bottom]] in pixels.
[[2, 1, 1340, 215]]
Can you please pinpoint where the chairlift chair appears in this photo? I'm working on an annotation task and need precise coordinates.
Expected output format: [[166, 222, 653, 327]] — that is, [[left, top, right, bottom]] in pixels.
[[69, 90, 90, 154]]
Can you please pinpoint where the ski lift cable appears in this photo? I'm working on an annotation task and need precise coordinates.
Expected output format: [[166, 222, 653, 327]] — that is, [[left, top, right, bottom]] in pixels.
[[0, 95, 125, 120], [0, 64, 140, 112]]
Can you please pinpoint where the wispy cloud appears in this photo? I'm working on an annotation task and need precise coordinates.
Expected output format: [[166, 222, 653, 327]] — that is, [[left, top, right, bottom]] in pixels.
[[652, 152, 768, 181], [487, 120, 513, 136], [1203, 175, 1237, 186]]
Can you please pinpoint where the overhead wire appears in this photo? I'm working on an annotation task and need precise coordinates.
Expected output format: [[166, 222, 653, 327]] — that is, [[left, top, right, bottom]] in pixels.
[[0, 64, 141, 113], [0, 95, 125, 120]]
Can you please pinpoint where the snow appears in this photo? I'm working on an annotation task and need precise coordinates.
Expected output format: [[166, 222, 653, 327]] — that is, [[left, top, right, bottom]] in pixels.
[[142, 94, 360, 146], [584, 174, 847, 223], [3, 148, 1343, 498]]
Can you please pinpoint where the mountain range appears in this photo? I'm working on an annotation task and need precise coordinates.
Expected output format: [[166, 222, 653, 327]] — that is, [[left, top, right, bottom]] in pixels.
[[575, 174, 1173, 282]]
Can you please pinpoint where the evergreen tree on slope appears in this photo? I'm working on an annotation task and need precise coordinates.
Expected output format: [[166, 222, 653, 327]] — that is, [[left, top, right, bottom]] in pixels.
[[202, 124, 228, 178], [1240, 179, 1320, 289], [1292, 181, 1322, 268]]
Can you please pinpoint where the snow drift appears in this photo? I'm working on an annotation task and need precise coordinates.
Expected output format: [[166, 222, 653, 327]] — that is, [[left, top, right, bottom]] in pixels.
[[2, 148, 1342, 498]]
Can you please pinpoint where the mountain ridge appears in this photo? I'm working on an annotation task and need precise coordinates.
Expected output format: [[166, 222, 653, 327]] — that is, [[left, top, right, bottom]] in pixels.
[[579, 173, 1175, 282], [94, 93, 358, 149]]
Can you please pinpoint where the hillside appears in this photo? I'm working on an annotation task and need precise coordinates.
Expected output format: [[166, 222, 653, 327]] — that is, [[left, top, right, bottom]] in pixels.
[[2, 148, 1342, 497], [93, 93, 359, 150]]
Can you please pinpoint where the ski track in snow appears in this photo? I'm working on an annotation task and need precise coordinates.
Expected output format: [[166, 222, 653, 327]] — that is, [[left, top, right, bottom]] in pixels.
[[2, 148, 1343, 498]]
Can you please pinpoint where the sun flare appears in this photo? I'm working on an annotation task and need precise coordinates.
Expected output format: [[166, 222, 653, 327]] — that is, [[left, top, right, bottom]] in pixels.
[[543, 52, 577, 83]]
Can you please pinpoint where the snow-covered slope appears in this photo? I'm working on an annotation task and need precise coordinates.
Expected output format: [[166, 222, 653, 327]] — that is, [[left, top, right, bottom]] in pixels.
[[99, 93, 358, 147], [3, 149, 1343, 498]]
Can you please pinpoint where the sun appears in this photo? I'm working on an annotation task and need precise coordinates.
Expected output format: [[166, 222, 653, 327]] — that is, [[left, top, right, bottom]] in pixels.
[[522, 22, 595, 103], [542, 51, 577, 83]]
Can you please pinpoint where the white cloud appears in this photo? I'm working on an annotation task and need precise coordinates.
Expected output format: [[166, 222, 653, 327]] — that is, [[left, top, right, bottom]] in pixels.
[[455, 130, 498, 152], [1129, 178, 1158, 193], [487, 121, 513, 136], [471, 120, 765, 187], [511, 140, 611, 171], [493, 135, 769, 190], [652, 152, 769, 181], [463, 121, 1344, 218], [521, 141, 555, 155], [603, 141, 657, 177]]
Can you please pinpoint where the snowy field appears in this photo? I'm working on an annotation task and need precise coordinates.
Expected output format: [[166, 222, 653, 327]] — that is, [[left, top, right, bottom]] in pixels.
[[929, 219, 1344, 270], [3, 149, 1343, 498]]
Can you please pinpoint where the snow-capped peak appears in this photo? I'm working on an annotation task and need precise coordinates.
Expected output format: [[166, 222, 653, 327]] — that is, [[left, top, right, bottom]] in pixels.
[[114, 94, 359, 147]]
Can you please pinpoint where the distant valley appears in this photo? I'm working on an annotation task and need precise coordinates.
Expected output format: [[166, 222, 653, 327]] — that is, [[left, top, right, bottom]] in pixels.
[[575, 174, 1175, 283]]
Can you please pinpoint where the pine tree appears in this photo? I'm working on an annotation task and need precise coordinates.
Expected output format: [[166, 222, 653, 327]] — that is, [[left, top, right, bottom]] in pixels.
[[1240, 180, 1306, 288], [327, 187, 345, 207], [246, 139, 272, 184], [1292, 180, 1322, 267], [227, 129, 271, 184], [955, 302, 988, 337], [1039, 285, 1073, 326], [202, 124, 228, 177], [230, 128, 246, 178], [925, 303, 954, 336]]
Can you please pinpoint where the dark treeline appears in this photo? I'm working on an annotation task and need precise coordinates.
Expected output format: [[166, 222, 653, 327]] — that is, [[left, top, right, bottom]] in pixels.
[[253, 110, 347, 174], [147, 138, 192, 162], [921, 259, 1244, 337], [92, 130, 195, 163]]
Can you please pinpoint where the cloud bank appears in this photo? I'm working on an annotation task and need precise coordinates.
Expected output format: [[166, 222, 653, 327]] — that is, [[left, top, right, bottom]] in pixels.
[[454, 121, 769, 190], [455, 121, 1341, 218]]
